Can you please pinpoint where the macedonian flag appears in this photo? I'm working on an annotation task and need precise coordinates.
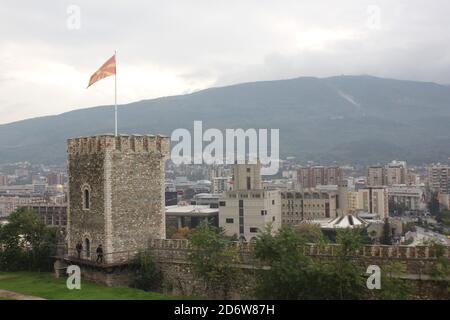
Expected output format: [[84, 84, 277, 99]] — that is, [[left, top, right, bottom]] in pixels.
[[87, 54, 116, 88]]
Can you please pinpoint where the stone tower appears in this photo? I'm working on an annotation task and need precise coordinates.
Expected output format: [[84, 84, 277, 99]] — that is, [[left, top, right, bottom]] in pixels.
[[67, 134, 169, 264], [232, 162, 262, 191]]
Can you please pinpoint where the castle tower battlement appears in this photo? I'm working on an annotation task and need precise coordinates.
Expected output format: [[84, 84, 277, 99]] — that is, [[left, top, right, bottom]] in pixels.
[[67, 133, 170, 264], [67, 134, 169, 157]]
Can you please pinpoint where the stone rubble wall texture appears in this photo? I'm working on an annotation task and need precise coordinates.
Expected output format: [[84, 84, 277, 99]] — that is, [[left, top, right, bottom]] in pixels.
[[67, 134, 169, 264], [145, 239, 450, 299]]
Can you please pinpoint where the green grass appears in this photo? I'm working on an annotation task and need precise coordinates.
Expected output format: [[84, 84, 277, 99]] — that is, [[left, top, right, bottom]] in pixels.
[[0, 272, 190, 300]]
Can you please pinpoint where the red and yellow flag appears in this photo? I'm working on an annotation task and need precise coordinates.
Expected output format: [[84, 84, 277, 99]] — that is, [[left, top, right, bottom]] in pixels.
[[87, 54, 116, 88]]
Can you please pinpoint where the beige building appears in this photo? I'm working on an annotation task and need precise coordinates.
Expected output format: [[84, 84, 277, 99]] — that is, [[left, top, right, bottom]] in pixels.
[[386, 161, 407, 185], [358, 187, 389, 219], [348, 191, 359, 213], [281, 190, 337, 226], [387, 185, 426, 211], [212, 176, 232, 194], [297, 166, 342, 189], [232, 162, 262, 190], [367, 161, 412, 187], [0, 175, 8, 186], [0, 194, 45, 217], [219, 163, 281, 240], [367, 166, 385, 186], [219, 189, 281, 241], [428, 165, 450, 193], [438, 193, 450, 210]]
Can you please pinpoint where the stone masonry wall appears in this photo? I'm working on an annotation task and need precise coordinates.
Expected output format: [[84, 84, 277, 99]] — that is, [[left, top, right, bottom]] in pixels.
[[67, 151, 106, 258], [146, 239, 450, 299], [67, 134, 169, 264]]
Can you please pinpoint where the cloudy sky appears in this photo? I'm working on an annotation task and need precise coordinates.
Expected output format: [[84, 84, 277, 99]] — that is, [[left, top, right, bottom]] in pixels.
[[1, 0, 449, 124]]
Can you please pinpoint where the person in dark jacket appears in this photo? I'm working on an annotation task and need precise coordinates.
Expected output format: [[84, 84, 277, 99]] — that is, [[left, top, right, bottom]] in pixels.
[[96, 244, 103, 263], [76, 242, 83, 259]]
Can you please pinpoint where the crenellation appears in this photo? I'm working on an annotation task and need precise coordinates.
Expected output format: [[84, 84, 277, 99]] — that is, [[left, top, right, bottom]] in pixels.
[[144, 239, 450, 260], [67, 134, 170, 156]]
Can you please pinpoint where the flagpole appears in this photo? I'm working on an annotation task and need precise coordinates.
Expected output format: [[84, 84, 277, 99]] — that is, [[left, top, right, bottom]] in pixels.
[[114, 50, 118, 136]]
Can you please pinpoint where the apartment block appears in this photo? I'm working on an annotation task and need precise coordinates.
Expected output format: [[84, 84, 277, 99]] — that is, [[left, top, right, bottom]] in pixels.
[[428, 165, 450, 193], [357, 187, 389, 219], [297, 166, 342, 189], [281, 190, 337, 226]]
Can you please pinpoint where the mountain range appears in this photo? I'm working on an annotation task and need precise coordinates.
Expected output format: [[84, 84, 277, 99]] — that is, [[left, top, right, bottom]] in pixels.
[[1, 75, 450, 165]]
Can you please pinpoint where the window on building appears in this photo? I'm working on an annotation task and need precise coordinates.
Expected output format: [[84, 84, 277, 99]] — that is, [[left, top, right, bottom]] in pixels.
[[250, 227, 258, 233], [219, 201, 226, 207], [226, 218, 234, 223], [83, 188, 90, 210], [247, 177, 251, 190], [85, 238, 90, 258], [272, 199, 275, 205]]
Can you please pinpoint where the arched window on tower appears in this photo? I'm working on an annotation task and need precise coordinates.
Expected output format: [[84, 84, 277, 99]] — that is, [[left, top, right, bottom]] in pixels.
[[85, 238, 90, 258], [84, 189, 90, 210]]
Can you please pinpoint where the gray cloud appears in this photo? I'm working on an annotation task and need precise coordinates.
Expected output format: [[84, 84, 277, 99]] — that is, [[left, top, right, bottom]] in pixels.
[[1, 0, 450, 124]]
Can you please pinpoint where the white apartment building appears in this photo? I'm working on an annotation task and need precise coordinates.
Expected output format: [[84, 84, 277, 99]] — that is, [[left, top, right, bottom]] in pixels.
[[357, 187, 389, 219], [387, 185, 426, 211], [219, 162, 281, 241], [219, 189, 281, 241]]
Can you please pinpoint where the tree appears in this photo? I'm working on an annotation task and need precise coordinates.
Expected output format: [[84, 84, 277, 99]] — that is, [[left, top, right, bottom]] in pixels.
[[253, 225, 319, 299], [374, 262, 413, 300], [428, 191, 440, 215], [322, 229, 366, 300], [187, 221, 241, 299], [381, 218, 393, 245], [294, 223, 327, 244], [0, 208, 57, 271], [133, 249, 162, 291], [429, 242, 450, 279], [254, 226, 368, 300]]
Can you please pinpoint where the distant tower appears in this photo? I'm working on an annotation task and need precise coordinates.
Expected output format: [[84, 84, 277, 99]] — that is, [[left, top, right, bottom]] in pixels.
[[67, 134, 169, 264], [232, 162, 262, 191], [337, 180, 349, 216]]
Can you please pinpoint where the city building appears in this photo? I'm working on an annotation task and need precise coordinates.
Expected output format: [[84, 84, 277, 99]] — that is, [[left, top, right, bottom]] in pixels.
[[165, 205, 218, 231], [367, 165, 385, 187], [347, 191, 359, 213], [0, 194, 45, 217], [212, 176, 232, 194], [219, 163, 281, 241], [438, 193, 450, 210], [357, 187, 389, 219], [0, 175, 8, 186], [428, 165, 450, 193], [385, 161, 407, 186], [281, 190, 337, 226], [297, 166, 342, 189], [387, 185, 426, 212], [367, 161, 413, 187], [47, 172, 63, 186], [232, 162, 262, 190], [25, 204, 67, 228], [190, 193, 220, 208], [165, 191, 178, 206]]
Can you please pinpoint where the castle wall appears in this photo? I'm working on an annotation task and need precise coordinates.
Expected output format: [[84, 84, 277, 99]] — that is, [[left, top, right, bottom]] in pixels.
[[67, 151, 106, 258], [67, 134, 169, 264]]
